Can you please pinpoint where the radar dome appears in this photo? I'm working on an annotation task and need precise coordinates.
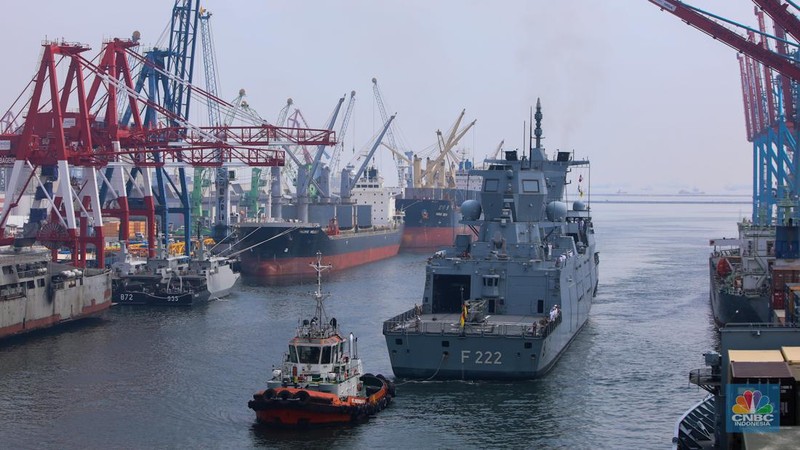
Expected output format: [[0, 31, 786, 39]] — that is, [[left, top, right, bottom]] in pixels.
[[546, 201, 568, 222], [131, 30, 141, 42], [461, 200, 482, 221], [572, 201, 586, 211]]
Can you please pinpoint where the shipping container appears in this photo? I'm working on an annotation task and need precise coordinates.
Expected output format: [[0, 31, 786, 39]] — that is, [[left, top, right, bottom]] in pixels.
[[788, 365, 800, 426], [729, 350, 785, 363], [787, 284, 800, 322], [783, 347, 800, 364], [771, 263, 800, 310]]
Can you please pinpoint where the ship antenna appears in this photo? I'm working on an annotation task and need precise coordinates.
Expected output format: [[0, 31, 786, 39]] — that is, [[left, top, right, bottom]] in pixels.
[[309, 251, 332, 333], [534, 98, 543, 150], [529, 105, 533, 159]]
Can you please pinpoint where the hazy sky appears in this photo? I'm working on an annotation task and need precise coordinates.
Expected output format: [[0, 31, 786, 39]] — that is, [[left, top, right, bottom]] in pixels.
[[1, 1, 765, 193]]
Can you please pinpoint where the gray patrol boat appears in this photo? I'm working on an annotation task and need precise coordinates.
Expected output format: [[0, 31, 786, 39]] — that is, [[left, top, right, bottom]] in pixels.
[[383, 100, 599, 379]]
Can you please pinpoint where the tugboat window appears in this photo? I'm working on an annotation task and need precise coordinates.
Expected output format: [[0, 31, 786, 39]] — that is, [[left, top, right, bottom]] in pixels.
[[298, 346, 321, 364], [288, 345, 299, 363], [484, 179, 499, 192], [321, 346, 332, 364]]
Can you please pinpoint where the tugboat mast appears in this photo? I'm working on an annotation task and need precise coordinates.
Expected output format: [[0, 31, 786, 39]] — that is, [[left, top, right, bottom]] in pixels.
[[308, 252, 333, 336]]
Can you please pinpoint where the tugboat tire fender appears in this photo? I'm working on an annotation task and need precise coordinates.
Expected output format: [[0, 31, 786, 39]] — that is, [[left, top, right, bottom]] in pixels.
[[293, 391, 310, 403], [263, 389, 276, 400], [278, 390, 292, 401]]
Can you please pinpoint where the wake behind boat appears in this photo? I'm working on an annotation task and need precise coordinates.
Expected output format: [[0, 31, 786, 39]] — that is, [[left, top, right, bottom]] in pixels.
[[248, 252, 395, 427]]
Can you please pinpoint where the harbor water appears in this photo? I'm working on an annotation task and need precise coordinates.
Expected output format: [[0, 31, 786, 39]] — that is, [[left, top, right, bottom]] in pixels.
[[0, 200, 741, 448]]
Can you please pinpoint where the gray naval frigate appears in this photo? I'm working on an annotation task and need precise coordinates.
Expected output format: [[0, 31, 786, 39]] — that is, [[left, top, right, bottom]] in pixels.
[[383, 100, 599, 379]]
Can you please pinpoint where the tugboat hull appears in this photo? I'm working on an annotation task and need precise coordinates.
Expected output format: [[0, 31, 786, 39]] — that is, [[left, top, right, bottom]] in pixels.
[[248, 376, 394, 427]]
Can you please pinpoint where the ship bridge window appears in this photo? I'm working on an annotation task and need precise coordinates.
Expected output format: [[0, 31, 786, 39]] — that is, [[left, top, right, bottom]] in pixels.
[[322, 346, 332, 364], [522, 180, 540, 193], [484, 179, 499, 192], [297, 345, 321, 364], [288, 345, 299, 363], [2, 266, 11, 275]]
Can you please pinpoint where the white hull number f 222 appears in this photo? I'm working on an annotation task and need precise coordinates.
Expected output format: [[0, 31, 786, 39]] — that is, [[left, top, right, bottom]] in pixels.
[[461, 350, 502, 365]]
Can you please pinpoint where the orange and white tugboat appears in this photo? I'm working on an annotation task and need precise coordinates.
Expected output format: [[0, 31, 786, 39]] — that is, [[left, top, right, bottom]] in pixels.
[[248, 252, 395, 427]]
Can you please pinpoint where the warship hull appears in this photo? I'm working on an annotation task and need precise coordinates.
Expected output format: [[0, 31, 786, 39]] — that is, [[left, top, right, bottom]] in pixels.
[[0, 250, 113, 339], [385, 314, 589, 379], [236, 222, 402, 282]]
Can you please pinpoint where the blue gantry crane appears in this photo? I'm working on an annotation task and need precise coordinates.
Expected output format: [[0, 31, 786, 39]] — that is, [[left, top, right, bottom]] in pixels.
[[110, 0, 200, 255], [649, 0, 800, 225]]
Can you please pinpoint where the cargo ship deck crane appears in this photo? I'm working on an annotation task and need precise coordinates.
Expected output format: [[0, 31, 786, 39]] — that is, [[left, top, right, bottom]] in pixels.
[[649, 0, 800, 224], [372, 78, 412, 188], [419, 109, 476, 189], [331, 91, 356, 176]]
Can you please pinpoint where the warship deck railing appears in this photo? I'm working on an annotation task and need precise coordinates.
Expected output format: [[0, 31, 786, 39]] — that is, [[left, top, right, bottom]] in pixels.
[[383, 307, 561, 338]]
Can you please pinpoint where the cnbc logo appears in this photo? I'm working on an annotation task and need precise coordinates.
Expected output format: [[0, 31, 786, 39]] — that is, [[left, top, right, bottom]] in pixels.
[[726, 385, 780, 433]]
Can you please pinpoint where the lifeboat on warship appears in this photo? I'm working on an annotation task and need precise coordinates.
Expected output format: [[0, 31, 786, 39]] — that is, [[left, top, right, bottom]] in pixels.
[[247, 252, 395, 427]]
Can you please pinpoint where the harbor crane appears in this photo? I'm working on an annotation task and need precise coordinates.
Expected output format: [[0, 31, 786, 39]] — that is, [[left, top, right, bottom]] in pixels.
[[0, 38, 335, 267], [649, 0, 800, 224], [372, 78, 412, 187]]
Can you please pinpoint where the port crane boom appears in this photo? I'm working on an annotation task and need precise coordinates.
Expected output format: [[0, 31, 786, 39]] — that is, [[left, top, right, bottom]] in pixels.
[[648, 0, 800, 81]]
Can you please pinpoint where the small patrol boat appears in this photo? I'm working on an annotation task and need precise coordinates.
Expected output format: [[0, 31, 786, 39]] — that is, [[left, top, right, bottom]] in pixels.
[[248, 252, 395, 427]]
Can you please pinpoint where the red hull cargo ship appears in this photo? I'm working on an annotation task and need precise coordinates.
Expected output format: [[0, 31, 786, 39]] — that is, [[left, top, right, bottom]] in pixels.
[[235, 167, 402, 283]]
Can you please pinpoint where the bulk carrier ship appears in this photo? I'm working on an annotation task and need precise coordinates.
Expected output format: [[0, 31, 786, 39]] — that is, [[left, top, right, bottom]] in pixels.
[[233, 117, 402, 282], [396, 162, 480, 251], [394, 111, 482, 251]]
